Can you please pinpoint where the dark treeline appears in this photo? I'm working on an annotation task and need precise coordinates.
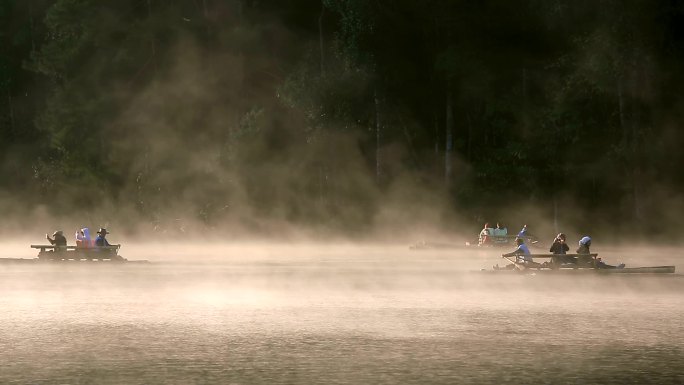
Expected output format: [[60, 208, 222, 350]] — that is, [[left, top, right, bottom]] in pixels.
[[1, 0, 683, 238]]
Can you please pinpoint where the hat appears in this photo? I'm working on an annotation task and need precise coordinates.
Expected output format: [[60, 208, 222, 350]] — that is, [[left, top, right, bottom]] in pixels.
[[53, 230, 63, 236], [579, 236, 591, 246], [97, 228, 109, 235]]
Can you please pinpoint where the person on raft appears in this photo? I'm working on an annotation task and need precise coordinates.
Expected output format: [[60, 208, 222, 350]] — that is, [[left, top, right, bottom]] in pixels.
[[550, 233, 575, 264], [46, 230, 67, 251], [95, 228, 113, 247], [497, 237, 543, 270]]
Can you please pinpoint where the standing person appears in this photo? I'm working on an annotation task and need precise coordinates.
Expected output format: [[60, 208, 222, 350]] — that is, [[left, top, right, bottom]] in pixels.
[[46, 230, 67, 252], [478, 223, 492, 246]]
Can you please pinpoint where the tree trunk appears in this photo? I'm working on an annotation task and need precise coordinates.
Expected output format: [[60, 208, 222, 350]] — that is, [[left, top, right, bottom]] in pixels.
[[466, 112, 472, 163], [434, 111, 439, 155], [630, 71, 642, 222], [618, 73, 642, 224], [147, 0, 157, 76], [521, 67, 528, 136], [553, 195, 558, 235], [318, 1, 325, 76], [28, 0, 36, 52], [617, 78, 626, 141], [7, 89, 15, 136], [444, 83, 453, 185], [374, 88, 382, 182]]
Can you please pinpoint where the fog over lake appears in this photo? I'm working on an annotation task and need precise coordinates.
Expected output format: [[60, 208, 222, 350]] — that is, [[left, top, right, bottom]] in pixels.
[[1, 243, 682, 384]]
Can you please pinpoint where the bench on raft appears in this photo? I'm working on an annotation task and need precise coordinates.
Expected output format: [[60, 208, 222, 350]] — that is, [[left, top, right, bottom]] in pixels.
[[31, 245, 120, 252], [507, 253, 599, 268]]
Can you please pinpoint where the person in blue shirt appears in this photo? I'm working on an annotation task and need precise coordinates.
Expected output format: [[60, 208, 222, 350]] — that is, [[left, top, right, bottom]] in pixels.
[[517, 225, 528, 238], [503, 237, 532, 263], [95, 228, 112, 247]]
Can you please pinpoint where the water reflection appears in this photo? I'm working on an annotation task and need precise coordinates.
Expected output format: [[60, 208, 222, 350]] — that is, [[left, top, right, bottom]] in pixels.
[[0, 244, 682, 384]]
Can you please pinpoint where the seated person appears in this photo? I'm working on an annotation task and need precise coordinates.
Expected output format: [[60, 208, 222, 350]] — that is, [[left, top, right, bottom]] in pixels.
[[495, 223, 507, 236], [502, 237, 538, 266], [76, 227, 93, 248], [577, 236, 592, 254], [576, 236, 594, 266], [95, 228, 112, 247], [550, 233, 574, 264], [46, 230, 67, 251]]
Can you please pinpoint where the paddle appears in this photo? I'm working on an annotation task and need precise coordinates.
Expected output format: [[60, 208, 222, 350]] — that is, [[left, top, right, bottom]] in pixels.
[[502, 255, 527, 271]]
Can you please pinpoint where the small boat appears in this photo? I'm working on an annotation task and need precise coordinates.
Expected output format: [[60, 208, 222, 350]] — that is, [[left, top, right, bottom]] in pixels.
[[472, 234, 541, 248], [0, 245, 148, 264], [487, 253, 675, 274], [410, 235, 541, 250]]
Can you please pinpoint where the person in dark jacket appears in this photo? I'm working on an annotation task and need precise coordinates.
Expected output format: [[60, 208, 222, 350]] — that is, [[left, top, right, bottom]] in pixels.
[[46, 230, 67, 251], [550, 233, 574, 265], [550, 233, 569, 254]]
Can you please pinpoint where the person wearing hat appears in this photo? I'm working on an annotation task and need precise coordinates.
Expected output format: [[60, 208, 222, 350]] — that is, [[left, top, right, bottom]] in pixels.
[[576, 235, 595, 267], [95, 228, 112, 247], [576, 236, 592, 254], [46, 230, 67, 251]]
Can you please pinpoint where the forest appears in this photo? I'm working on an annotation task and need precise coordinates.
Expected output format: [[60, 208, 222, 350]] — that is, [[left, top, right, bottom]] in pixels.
[[1, 0, 683, 240]]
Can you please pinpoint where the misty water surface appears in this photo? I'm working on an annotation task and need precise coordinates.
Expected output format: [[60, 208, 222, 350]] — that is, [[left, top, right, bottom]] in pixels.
[[0, 244, 682, 384]]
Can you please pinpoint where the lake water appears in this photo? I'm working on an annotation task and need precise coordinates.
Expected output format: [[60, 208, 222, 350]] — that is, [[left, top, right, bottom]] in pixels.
[[1, 243, 682, 384]]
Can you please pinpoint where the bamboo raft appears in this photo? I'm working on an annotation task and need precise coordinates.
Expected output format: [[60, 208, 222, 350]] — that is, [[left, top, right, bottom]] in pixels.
[[0, 245, 149, 264], [490, 253, 675, 274]]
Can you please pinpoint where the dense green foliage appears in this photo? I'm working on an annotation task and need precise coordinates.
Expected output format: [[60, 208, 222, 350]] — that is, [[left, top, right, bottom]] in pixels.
[[1, 0, 683, 237]]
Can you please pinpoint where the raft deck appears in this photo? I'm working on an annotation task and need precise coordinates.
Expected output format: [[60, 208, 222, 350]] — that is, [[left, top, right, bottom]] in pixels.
[[494, 253, 674, 274], [26, 244, 139, 263]]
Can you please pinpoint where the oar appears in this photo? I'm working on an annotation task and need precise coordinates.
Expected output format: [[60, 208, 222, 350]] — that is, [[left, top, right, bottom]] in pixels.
[[502, 255, 526, 271]]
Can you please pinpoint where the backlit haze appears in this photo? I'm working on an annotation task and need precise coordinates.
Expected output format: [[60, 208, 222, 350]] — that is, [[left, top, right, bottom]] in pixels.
[[1, 1, 684, 383], [1, 240, 683, 384]]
